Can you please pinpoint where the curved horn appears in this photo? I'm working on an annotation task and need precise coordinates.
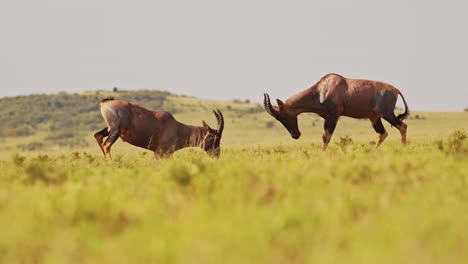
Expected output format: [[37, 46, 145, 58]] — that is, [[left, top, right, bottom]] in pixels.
[[263, 93, 279, 118], [213, 108, 224, 135]]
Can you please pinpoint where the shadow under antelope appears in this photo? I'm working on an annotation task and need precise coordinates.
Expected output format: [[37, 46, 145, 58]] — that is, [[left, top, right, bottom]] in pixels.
[[94, 98, 224, 159], [264, 73, 409, 150]]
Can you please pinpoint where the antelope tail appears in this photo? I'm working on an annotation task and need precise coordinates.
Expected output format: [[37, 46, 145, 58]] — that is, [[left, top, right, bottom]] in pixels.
[[100, 97, 114, 103], [396, 91, 409, 121], [99, 97, 115, 108]]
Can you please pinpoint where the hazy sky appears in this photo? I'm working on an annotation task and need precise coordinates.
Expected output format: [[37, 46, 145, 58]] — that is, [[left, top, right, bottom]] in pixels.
[[0, 0, 466, 111]]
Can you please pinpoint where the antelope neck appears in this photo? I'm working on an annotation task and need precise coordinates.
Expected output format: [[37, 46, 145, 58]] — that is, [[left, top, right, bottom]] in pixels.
[[285, 86, 322, 116], [185, 125, 207, 147]]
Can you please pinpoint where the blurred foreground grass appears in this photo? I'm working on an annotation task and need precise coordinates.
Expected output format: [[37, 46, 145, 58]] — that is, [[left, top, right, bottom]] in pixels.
[[0, 131, 467, 263]]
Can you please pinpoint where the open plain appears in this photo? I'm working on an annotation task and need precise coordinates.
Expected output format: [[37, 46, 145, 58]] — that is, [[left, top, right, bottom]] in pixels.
[[0, 91, 467, 263]]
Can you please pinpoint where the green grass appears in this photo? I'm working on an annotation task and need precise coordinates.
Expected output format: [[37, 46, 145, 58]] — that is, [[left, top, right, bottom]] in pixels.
[[1, 135, 468, 263], [0, 91, 467, 263]]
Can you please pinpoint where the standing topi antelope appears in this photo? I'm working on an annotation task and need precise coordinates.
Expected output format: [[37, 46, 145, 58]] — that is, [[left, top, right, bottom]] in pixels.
[[264, 73, 409, 150], [94, 98, 224, 159]]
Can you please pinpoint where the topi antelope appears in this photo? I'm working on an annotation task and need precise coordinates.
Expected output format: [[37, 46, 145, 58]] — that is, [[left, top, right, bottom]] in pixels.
[[264, 73, 409, 150], [94, 98, 224, 159]]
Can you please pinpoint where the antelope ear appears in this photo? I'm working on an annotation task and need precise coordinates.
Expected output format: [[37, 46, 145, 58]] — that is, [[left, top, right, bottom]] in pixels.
[[202, 120, 210, 129], [276, 99, 285, 108]]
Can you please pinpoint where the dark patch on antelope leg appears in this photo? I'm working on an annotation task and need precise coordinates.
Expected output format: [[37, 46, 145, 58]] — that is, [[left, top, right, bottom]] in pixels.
[[322, 118, 337, 150], [324, 118, 337, 134], [372, 118, 385, 134], [380, 92, 403, 127], [382, 112, 403, 128], [381, 93, 408, 144], [383, 113, 407, 144], [94, 128, 109, 156], [322, 98, 338, 117], [318, 99, 339, 150], [371, 118, 388, 148]]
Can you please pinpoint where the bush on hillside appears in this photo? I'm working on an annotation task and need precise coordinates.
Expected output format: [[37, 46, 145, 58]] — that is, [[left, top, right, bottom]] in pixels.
[[2, 125, 33, 137], [265, 121, 275, 128], [17, 141, 46, 151], [235, 105, 264, 117]]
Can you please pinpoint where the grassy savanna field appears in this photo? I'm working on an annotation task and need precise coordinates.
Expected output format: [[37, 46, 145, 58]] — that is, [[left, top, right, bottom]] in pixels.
[[0, 91, 467, 263]]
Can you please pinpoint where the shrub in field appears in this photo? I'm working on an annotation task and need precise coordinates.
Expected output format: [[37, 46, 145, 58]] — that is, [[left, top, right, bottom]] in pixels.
[[44, 130, 90, 148], [232, 98, 251, 104], [337, 135, 354, 151], [235, 105, 263, 116], [435, 139, 444, 151], [272, 145, 288, 154], [414, 114, 426, 120], [168, 162, 193, 186], [436, 130, 467, 154], [446, 130, 467, 153], [82, 152, 97, 163], [45, 130, 76, 141], [17, 141, 46, 151], [11, 153, 26, 166], [265, 121, 275, 128], [55, 137, 89, 148], [1, 125, 33, 137], [23, 157, 66, 185]]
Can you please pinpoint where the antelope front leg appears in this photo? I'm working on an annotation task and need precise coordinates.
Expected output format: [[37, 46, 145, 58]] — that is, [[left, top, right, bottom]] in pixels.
[[322, 131, 332, 151], [322, 118, 337, 151]]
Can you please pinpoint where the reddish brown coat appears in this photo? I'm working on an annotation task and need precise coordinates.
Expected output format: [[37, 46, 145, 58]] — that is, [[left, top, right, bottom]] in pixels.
[[264, 73, 409, 150], [94, 99, 224, 159]]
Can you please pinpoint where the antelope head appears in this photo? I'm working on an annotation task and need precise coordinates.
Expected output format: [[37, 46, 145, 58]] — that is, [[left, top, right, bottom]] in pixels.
[[263, 93, 301, 139], [201, 109, 224, 158]]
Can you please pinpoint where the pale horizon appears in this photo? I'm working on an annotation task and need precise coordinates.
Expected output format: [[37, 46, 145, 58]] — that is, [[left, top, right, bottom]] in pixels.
[[0, 0, 466, 111]]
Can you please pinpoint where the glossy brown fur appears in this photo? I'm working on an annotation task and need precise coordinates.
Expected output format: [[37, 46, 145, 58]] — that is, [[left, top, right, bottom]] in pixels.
[[264, 73, 409, 150], [94, 99, 224, 159]]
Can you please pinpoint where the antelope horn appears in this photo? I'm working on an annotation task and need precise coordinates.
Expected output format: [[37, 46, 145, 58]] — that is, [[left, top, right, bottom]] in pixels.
[[213, 108, 224, 135], [263, 93, 279, 118]]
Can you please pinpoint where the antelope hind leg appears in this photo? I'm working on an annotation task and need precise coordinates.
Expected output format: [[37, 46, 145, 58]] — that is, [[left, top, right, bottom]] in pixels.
[[370, 117, 388, 149], [94, 127, 109, 156], [396, 122, 408, 144], [382, 112, 408, 145], [102, 128, 121, 160]]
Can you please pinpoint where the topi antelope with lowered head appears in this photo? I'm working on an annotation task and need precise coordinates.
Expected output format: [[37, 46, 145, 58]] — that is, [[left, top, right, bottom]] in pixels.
[[94, 98, 224, 159], [264, 73, 409, 150]]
